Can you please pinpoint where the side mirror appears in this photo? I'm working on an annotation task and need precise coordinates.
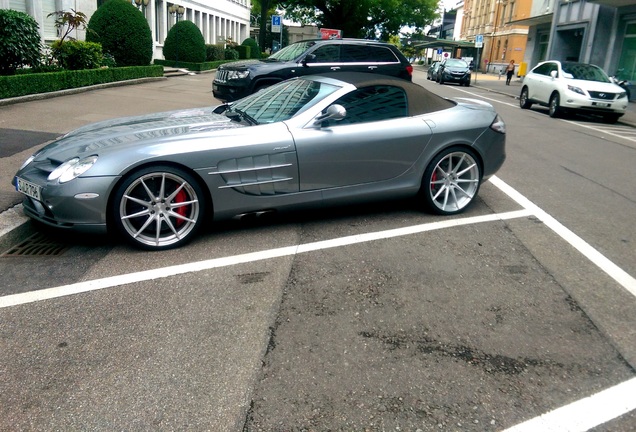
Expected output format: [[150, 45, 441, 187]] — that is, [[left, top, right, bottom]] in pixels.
[[314, 104, 347, 125], [550, 70, 558, 79], [302, 54, 316, 66]]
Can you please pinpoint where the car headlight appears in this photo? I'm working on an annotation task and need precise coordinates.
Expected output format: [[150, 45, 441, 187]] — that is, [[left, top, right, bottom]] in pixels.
[[618, 91, 628, 99], [227, 70, 249, 80], [48, 155, 98, 184], [567, 85, 585, 95]]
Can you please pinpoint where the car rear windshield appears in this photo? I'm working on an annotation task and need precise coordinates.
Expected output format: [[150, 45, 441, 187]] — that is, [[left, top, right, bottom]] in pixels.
[[444, 59, 468, 68], [562, 63, 611, 82], [268, 41, 317, 62]]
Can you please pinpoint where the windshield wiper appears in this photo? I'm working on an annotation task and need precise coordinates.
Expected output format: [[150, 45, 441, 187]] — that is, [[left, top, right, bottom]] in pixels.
[[226, 107, 258, 125]]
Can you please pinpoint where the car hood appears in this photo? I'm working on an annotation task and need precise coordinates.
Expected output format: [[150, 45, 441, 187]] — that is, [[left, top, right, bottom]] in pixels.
[[444, 66, 469, 73], [35, 106, 245, 162]]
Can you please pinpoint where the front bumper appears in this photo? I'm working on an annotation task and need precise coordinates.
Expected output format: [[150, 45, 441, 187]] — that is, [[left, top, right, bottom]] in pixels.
[[561, 92, 627, 115], [441, 71, 471, 83], [12, 174, 117, 233], [212, 81, 250, 102]]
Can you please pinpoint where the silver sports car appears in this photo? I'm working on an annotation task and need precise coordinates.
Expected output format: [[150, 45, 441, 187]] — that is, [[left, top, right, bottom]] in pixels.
[[13, 73, 506, 250]]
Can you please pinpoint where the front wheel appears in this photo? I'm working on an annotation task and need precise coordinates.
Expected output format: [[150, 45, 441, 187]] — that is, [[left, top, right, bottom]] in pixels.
[[420, 148, 481, 215], [112, 166, 206, 250], [549, 93, 562, 118], [519, 87, 532, 109]]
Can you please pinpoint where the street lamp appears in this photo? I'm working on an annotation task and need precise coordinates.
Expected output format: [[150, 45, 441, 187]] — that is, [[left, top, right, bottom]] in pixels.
[[134, 0, 149, 17], [168, 4, 185, 66], [168, 4, 185, 22]]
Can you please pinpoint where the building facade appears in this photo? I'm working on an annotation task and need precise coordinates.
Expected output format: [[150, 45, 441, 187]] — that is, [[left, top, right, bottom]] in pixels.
[[461, 0, 531, 73], [1, 0, 252, 60], [517, 0, 636, 82]]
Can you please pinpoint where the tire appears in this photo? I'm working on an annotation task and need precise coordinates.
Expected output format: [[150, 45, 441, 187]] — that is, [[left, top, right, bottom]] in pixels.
[[420, 147, 481, 215], [464, 80, 470, 87], [112, 166, 206, 250], [519, 87, 532, 109], [549, 93, 562, 118]]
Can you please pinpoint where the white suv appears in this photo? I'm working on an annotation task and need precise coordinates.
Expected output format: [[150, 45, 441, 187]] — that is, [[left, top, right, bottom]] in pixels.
[[519, 60, 628, 123]]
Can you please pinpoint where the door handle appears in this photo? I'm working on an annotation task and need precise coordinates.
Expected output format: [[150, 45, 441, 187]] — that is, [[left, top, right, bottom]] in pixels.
[[330, 66, 341, 71]]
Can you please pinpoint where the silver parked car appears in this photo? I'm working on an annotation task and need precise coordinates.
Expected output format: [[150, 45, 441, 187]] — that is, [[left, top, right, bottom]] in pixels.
[[13, 73, 506, 250]]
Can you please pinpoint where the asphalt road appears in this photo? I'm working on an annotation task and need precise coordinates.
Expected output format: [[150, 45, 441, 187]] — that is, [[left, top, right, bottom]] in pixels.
[[0, 71, 635, 431]]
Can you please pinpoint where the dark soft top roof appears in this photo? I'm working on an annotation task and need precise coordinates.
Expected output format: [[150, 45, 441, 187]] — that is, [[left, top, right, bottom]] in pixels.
[[316, 72, 455, 115]]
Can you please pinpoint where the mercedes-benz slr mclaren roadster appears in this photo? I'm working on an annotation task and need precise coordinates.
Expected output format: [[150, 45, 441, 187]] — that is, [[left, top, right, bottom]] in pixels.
[[13, 73, 506, 250]]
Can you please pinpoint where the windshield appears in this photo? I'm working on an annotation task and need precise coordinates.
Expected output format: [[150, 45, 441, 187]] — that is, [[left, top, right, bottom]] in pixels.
[[229, 78, 340, 124], [268, 41, 317, 62], [562, 63, 611, 82]]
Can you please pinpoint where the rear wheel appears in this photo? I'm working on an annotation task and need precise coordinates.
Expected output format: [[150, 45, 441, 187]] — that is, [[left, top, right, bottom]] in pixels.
[[420, 147, 481, 215], [549, 93, 562, 118], [112, 166, 206, 250], [519, 87, 532, 109]]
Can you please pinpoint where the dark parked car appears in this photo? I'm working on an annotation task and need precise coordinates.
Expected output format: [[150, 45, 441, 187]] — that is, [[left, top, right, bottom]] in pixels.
[[212, 38, 413, 101], [437, 58, 471, 86], [427, 61, 440, 81], [14, 73, 506, 250]]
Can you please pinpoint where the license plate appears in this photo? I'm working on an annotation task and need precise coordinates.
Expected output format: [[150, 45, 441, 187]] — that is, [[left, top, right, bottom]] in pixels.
[[592, 102, 611, 107], [15, 177, 42, 201]]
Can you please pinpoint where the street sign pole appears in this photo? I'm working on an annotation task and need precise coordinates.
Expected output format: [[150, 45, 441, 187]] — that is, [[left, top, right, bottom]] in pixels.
[[474, 34, 483, 84]]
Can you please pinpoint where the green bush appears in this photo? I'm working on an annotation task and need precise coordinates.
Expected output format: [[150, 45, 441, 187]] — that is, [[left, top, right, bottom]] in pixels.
[[86, 0, 153, 66], [206, 44, 225, 61], [154, 58, 234, 71], [224, 48, 239, 61], [0, 9, 42, 75], [235, 45, 250, 60], [241, 38, 260, 59], [0, 66, 163, 99], [51, 40, 104, 70], [163, 20, 206, 63]]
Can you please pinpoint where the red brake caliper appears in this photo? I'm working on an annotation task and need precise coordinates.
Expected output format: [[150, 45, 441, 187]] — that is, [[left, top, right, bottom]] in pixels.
[[174, 189, 188, 227]]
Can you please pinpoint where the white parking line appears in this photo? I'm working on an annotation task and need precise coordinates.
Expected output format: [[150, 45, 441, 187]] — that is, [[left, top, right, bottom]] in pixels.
[[1, 177, 635, 431], [503, 376, 636, 432], [490, 176, 636, 296], [0, 208, 532, 309]]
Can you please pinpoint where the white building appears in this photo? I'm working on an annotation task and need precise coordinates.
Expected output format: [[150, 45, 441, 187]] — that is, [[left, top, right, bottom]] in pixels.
[[1, 0, 252, 60]]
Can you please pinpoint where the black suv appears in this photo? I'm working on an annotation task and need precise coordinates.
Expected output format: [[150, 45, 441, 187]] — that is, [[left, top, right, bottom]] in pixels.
[[212, 39, 413, 101]]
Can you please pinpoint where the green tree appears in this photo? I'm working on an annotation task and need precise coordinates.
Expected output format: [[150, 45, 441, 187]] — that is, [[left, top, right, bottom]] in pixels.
[[163, 20, 206, 63], [0, 9, 42, 75], [279, 0, 438, 40], [86, 0, 153, 66], [252, 0, 276, 54]]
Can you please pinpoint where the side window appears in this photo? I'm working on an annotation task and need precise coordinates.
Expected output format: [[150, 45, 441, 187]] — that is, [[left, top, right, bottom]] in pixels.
[[341, 45, 398, 63], [310, 45, 340, 63], [329, 85, 408, 125]]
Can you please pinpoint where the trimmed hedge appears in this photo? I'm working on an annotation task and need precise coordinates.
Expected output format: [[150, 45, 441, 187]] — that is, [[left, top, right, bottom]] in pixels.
[[0, 66, 163, 99], [163, 21, 206, 63], [235, 45, 250, 60], [154, 59, 235, 71]]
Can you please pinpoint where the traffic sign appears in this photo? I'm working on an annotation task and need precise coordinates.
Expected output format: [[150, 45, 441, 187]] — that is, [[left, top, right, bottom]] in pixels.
[[475, 34, 483, 48], [271, 15, 281, 33]]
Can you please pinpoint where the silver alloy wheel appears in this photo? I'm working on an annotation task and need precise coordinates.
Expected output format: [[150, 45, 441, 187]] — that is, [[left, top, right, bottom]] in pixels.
[[520, 88, 532, 109], [118, 171, 201, 248], [549, 93, 560, 118], [428, 151, 480, 213]]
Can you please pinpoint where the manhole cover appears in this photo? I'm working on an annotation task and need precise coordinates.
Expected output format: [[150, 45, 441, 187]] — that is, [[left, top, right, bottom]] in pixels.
[[2, 232, 70, 257]]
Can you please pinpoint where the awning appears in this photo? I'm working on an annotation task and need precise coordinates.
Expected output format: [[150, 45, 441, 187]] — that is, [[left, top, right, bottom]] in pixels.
[[413, 39, 477, 49], [508, 13, 553, 27]]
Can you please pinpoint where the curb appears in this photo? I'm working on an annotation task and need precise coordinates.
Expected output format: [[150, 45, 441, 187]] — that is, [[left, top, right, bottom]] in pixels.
[[0, 76, 167, 107]]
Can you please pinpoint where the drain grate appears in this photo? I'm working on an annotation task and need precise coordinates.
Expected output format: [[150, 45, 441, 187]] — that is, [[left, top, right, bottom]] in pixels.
[[2, 232, 70, 257]]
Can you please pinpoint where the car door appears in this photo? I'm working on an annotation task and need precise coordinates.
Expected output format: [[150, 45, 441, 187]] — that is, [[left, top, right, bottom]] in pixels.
[[291, 85, 433, 191], [301, 43, 343, 75]]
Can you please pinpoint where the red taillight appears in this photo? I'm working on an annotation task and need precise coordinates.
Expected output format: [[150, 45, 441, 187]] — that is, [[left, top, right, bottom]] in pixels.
[[406, 65, 413, 76]]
